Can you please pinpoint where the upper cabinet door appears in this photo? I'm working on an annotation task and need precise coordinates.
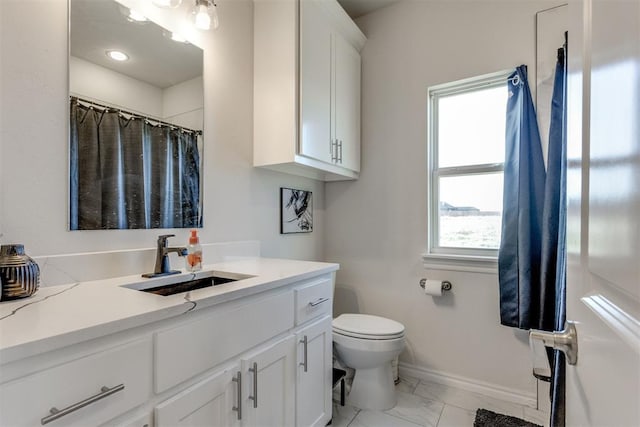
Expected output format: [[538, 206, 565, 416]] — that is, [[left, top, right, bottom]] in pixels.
[[333, 32, 362, 173], [299, 0, 332, 164]]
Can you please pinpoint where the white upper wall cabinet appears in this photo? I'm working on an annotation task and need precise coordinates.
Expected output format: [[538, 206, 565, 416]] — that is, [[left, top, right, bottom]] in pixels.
[[253, 0, 366, 181]]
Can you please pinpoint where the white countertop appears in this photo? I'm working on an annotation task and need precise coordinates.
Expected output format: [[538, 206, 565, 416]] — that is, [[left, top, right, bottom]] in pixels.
[[0, 258, 338, 365]]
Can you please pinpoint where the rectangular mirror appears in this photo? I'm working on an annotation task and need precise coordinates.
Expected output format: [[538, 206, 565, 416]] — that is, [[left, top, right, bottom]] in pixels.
[[69, 0, 204, 230]]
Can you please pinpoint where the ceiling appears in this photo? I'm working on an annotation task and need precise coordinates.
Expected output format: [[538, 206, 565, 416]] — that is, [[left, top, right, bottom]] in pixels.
[[337, 0, 401, 18], [69, 0, 395, 89], [70, 0, 202, 89]]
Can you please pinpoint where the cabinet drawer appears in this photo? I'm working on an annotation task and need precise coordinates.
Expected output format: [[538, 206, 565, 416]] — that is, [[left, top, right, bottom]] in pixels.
[[155, 290, 294, 393], [0, 338, 152, 427], [294, 278, 333, 325]]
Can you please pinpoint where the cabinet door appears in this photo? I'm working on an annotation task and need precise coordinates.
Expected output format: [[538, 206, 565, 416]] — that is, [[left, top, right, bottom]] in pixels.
[[333, 32, 362, 172], [241, 335, 296, 427], [155, 364, 240, 427], [299, 0, 332, 164], [296, 316, 332, 427]]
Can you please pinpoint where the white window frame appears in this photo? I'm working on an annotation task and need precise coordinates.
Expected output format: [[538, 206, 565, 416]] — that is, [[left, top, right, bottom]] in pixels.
[[424, 69, 513, 271]]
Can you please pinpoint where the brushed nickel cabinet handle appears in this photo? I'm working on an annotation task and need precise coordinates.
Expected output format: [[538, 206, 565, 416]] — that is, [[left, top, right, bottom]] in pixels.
[[308, 297, 329, 307], [232, 371, 242, 420], [300, 335, 308, 372], [41, 384, 125, 425], [248, 362, 258, 408]]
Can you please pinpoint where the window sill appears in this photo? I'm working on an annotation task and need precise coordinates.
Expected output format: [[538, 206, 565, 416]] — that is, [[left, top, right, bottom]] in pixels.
[[421, 253, 498, 274]]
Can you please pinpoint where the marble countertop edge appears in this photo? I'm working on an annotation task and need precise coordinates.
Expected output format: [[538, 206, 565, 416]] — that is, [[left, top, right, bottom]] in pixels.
[[0, 258, 338, 365]]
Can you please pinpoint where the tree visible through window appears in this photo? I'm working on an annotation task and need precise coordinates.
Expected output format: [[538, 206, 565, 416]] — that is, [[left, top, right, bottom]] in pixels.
[[428, 71, 511, 257]]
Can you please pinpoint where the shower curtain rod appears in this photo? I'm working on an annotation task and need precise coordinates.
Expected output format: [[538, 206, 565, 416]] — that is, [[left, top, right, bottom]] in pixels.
[[71, 96, 203, 135]]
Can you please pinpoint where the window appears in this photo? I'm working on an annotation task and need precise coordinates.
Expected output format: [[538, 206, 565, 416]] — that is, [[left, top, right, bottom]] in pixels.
[[427, 70, 511, 262]]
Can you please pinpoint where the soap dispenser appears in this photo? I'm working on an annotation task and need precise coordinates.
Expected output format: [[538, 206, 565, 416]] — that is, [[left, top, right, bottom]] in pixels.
[[186, 230, 202, 272]]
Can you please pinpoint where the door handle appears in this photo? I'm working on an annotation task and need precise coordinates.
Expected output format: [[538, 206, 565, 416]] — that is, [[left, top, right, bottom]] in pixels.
[[529, 321, 578, 366], [248, 362, 258, 408], [232, 371, 242, 420]]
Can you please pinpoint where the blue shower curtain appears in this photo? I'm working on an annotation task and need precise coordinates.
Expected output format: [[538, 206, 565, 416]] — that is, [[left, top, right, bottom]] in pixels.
[[498, 65, 547, 330], [499, 53, 567, 425], [548, 45, 567, 427]]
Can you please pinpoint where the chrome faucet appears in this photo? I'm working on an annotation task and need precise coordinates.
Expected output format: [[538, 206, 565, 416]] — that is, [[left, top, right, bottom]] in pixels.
[[142, 234, 188, 278]]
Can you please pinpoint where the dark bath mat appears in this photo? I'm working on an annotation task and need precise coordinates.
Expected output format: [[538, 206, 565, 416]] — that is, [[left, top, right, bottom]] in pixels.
[[474, 408, 542, 427]]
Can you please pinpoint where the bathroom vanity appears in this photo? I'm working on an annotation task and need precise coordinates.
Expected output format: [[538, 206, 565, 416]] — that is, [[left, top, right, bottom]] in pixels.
[[0, 258, 337, 427]]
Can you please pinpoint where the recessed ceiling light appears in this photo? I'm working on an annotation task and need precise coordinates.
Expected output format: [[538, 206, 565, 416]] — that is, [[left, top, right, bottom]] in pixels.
[[106, 50, 129, 61]]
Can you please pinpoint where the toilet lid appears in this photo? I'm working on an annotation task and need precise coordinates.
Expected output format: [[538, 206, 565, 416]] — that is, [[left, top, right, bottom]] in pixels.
[[332, 314, 405, 339]]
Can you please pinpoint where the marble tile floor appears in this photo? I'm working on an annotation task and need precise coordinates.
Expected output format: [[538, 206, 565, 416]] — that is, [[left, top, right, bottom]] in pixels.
[[331, 376, 549, 427]]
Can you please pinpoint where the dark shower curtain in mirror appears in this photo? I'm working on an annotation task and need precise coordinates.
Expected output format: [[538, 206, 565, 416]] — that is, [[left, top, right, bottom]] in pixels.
[[70, 98, 201, 230]]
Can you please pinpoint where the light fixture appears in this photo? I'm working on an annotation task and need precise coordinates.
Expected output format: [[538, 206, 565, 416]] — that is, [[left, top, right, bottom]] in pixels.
[[171, 32, 188, 43], [127, 9, 148, 22], [106, 50, 129, 61], [152, 0, 182, 8], [190, 0, 218, 31]]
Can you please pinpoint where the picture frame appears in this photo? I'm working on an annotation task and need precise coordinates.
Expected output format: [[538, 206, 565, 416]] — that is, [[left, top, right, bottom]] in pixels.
[[280, 187, 313, 234]]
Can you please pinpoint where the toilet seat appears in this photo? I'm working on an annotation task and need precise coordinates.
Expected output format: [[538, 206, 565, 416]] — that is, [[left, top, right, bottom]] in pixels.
[[333, 314, 405, 340]]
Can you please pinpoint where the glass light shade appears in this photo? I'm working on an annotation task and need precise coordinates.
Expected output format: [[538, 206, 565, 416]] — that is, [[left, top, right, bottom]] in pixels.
[[152, 0, 183, 8], [191, 1, 219, 30], [128, 9, 148, 22], [171, 32, 188, 43]]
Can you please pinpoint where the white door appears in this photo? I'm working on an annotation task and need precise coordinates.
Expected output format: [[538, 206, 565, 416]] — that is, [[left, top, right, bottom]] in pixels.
[[241, 335, 296, 427], [296, 316, 332, 427], [154, 364, 240, 427], [565, 0, 640, 425]]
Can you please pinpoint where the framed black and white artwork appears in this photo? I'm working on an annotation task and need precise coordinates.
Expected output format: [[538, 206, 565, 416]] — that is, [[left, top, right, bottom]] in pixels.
[[280, 187, 313, 234]]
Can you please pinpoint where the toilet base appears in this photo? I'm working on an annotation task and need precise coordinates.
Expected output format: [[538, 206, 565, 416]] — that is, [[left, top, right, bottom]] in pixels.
[[347, 362, 397, 410]]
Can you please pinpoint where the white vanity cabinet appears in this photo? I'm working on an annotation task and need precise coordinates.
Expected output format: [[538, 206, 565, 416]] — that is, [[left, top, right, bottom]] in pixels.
[[0, 266, 336, 427], [254, 0, 366, 181]]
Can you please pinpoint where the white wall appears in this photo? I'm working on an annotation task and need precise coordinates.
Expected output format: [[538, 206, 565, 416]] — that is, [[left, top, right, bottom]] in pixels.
[[325, 0, 563, 398], [163, 76, 204, 130], [0, 0, 324, 262], [70, 56, 165, 117]]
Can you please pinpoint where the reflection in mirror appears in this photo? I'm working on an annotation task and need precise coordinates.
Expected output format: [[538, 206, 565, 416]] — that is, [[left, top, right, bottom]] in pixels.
[[69, 0, 204, 230]]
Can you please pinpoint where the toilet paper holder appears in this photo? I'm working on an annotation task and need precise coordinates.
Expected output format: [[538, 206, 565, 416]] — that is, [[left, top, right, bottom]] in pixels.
[[419, 278, 452, 291]]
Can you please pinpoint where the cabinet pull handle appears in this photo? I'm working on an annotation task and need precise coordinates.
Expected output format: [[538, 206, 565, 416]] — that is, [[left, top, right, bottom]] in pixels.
[[339, 140, 343, 163], [308, 297, 329, 307], [40, 384, 125, 425], [300, 335, 308, 372], [232, 371, 242, 420], [330, 139, 337, 162], [248, 362, 258, 408]]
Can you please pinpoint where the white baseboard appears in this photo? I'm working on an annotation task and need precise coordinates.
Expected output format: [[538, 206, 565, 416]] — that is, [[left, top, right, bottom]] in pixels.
[[398, 362, 537, 408]]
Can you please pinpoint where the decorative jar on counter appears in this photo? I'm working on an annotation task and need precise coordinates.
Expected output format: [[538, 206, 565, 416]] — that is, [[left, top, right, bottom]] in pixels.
[[0, 244, 40, 301]]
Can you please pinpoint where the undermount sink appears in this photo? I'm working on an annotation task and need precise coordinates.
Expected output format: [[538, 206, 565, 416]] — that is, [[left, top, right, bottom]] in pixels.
[[122, 271, 254, 296]]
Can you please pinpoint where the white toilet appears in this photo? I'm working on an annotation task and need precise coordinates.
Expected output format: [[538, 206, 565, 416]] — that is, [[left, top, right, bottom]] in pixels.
[[332, 313, 405, 410]]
